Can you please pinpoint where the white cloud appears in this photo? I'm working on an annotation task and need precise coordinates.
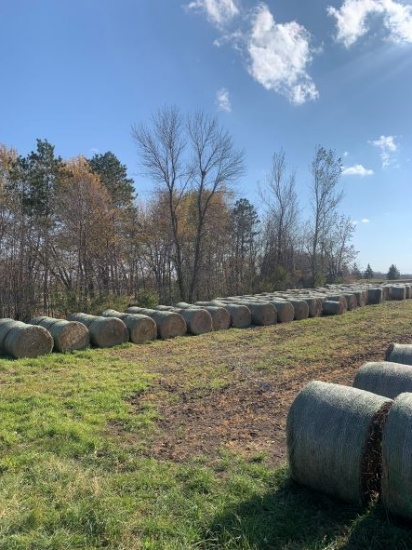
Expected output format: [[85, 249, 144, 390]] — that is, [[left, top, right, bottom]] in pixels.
[[186, 0, 240, 27], [361, 218, 371, 223], [216, 87, 232, 112], [369, 134, 398, 167], [246, 4, 319, 105], [328, 0, 412, 47], [342, 164, 374, 176]]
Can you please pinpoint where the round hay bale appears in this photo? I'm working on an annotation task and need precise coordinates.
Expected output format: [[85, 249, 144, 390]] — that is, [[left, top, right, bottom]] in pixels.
[[344, 293, 358, 310], [46, 320, 90, 352], [322, 300, 345, 315], [327, 295, 348, 311], [210, 301, 251, 328], [304, 297, 323, 318], [2, 322, 54, 358], [386, 343, 412, 366], [367, 287, 383, 304], [240, 302, 276, 326], [170, 307, 212, 335], [125, 307, 187, 339], [354, 361, 412, 399], [68, 313, 128, 348], [30, 317, 90, 352], [102, 309, 157, 344], [352, 290, 367, 307], [382, 393, 412, 520], [267, 299, 294, 323], [287, 380, 392, 504], [288, 299, 309, 320], [389, 286, 406, 301], [87, 317, 129, 348]]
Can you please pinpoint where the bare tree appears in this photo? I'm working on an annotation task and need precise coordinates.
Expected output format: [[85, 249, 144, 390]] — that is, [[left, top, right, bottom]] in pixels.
[[324, 215, 358, 282], [309, 145, 343, 286], [132, 107, 245, 302], [259, 150, 299, 288], [132, 106, 188, 300]]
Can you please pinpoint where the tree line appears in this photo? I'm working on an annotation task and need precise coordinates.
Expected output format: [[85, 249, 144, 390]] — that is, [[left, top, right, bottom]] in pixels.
[[0, 107, 358, 320]]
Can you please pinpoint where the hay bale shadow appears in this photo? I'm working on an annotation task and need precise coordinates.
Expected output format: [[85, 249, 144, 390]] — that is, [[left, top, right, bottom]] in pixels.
[[201, 472, 412, 549]]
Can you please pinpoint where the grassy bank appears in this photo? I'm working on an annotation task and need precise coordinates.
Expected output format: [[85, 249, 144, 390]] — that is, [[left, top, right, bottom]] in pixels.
[[1, 301, 412, 549]]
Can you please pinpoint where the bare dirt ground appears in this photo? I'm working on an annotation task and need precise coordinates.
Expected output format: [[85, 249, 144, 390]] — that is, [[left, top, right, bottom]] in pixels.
[[118, 310, 412, 468]]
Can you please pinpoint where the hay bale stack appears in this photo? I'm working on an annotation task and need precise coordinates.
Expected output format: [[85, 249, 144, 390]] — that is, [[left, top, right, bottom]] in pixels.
[[287, 380, 392, 504], [382, 393, 412, 520], [29, 316, 90, 352], [176, 303, 230, 331], [67, 313, 129, 348], [125, 307, 187, 339], [354, 361, 412, 399], [0, 319, 53, 358], [322, 300, 345, 316], [367, 287, 383, 304], [101, 309, 157, 344], [386, 343, 412, 366]]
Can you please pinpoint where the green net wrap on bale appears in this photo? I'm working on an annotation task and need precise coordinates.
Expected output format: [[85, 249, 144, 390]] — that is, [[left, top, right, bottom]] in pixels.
[[386, 343, 412, 366], [67, 313, 129, 348], [287, 380, 393, 504], [125, 307, 187, 339], [354, 361, 412, 399], [0, 320, 54, 358], [30, 316, 90, 352], [102, 309, 157, 344], [382, 393, 412, 520]]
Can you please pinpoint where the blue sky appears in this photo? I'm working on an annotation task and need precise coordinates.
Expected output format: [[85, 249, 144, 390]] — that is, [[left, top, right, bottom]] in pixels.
[[1, 0, 411, 273]]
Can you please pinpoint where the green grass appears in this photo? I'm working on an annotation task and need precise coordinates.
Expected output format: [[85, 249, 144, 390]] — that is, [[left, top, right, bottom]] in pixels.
[[1, 301, 412, 549]]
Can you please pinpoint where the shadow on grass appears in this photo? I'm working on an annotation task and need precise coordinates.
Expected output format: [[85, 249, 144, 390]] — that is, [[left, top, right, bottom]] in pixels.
[[202, 471, 412, 550]]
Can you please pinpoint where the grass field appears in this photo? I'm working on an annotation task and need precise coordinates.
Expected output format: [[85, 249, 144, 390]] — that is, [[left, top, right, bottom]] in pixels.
[[1, 300, 412, 549]]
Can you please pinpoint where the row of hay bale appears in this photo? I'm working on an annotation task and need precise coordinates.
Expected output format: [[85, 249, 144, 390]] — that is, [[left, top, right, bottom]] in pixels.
[[1, 282, 411, 358], [287, 342, 412, 521]]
